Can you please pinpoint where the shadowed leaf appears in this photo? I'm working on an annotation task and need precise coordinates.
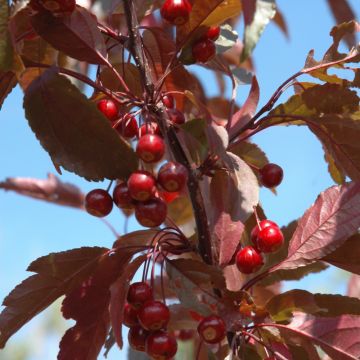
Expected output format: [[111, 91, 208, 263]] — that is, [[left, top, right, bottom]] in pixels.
[[0, 71, 16, 110], [23, 69, 138, 181], [0, 0, 12, 71]]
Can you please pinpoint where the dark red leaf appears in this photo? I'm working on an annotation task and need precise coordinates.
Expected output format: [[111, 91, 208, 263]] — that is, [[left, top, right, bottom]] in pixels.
[[326, 0, 357, 48], [347, 274, 360, 298], [0, 247, 107, 348], [23, 69, 138, 181], [229, 76, 260, 140], [30, 6, 107, 65], [272, 182, 360, 271], [266, 312, 360, 360], [0, 173, 84, 209], [0, 71, 16, 110], [322, 233, 360, 274], [272, 6, 289, 38], [109, 255, 147, 349]]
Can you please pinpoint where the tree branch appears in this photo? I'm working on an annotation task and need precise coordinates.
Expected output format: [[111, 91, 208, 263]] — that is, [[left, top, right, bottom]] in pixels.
[[122, 0, 213, 265]]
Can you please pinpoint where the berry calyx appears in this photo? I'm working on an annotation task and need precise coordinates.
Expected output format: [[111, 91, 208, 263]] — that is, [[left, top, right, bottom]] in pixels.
[[251, 219, 278, 246], [162, 94, 175, 108], [128, 325, 149, 352], [127, 171, 156, 202], [127, 282, 153, 309], [97, 99, 118, 121], [116, 114, 138, 138], [192, 39, 216, 63], [146, 330, 178, 360], [158, 162, 189, 192], [259, 163, 284, 188], [135, 198, 168, 228], [160, 0, 192, 26], [85, 189, 113, 217], [113, 182, 133, 209], [257, 226, 284, 253], [136, 134, 165, 163], [139, 122, 161, 137], [167, 108, 185, 125], [138, 301, 170, 331], [197, 315, 226, 344], [123, 303, 139, 328], [235, 246, 264, 274], [204, 26, 221, 41]]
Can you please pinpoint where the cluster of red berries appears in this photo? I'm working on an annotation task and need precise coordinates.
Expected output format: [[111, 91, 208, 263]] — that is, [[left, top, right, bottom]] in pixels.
[[160, 0, 219, 63], [85, 161, 188, 227], [236, 220, 284, 274], [124, 282, 177, 359], [29, 0, 76, 16]]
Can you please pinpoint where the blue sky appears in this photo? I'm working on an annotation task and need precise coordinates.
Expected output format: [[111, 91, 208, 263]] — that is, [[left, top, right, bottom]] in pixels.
[[0, 1, 358, 359]]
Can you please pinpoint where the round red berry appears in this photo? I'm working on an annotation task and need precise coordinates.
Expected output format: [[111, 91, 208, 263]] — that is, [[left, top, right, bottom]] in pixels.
[[136, 134, 165, 163], [158, 162, 188, 192], [257, 226, 284, 253], [116, 114, 138, 138], [97, 99, 118, 121], [123, 303, 139, 328], [127, 171, 156, 202], [139, 122, 161, 137], [162, 94, 175, 108], [113, 182, 133, 209], [128, 325, 149, 352], [146, 330, 178, 359], [192, 39, 216, 63], [85, 189, 113, 217], [127, 282, 153, 309], [138, 301, 170, 331], [167, 108, 185, 125], [160, 0, 192, 26], [204, 26, 221, 41], [259, 163, 284, 188], [251, 219, 278, 246], [135, 198, 167, 228], [197, 315, 226, 344], [235, 246, 264, 274]]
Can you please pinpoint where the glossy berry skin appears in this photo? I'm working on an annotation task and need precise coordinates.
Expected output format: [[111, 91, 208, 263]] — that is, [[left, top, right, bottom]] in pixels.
[[235, 246, 264, 274], [116, 114, 138, 138], [160, 0, 192, 26], [159, 190, 180, 204], [127, 170, 156, 202], [97, 99, 118, 121], [138, 301, 170, 331], [136, 134, 165, 163], [192, 39, 216, 63], [251, 219, 278, 246], [162, 94, 175, 108], [167, 108, 185, 125], [135, 198, 167, 228], [257, 226, 284, 253], [259, 163, 284, 188], [123, 303, 139, 328], [139, 122, 161, 137], [30, 0, 76, 14], [128, 325, 149, 352], [197, 315, 226, 344], [127, 282, 153, 309], [158, 162, 188, 192], [146, 330, 178, 360], [113, 182, 133, 209], [204, 26, 221, 41], [85, 189, 113, 217]]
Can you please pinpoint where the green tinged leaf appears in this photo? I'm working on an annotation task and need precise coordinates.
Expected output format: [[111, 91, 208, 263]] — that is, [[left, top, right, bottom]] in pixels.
[[242, 0, 276, 61], [0, 71, 17, 110], [267, 289, 360, 323], [0, 0, 13, 71], [23, 69, 138, 181], [230, 141, 269, 170]]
